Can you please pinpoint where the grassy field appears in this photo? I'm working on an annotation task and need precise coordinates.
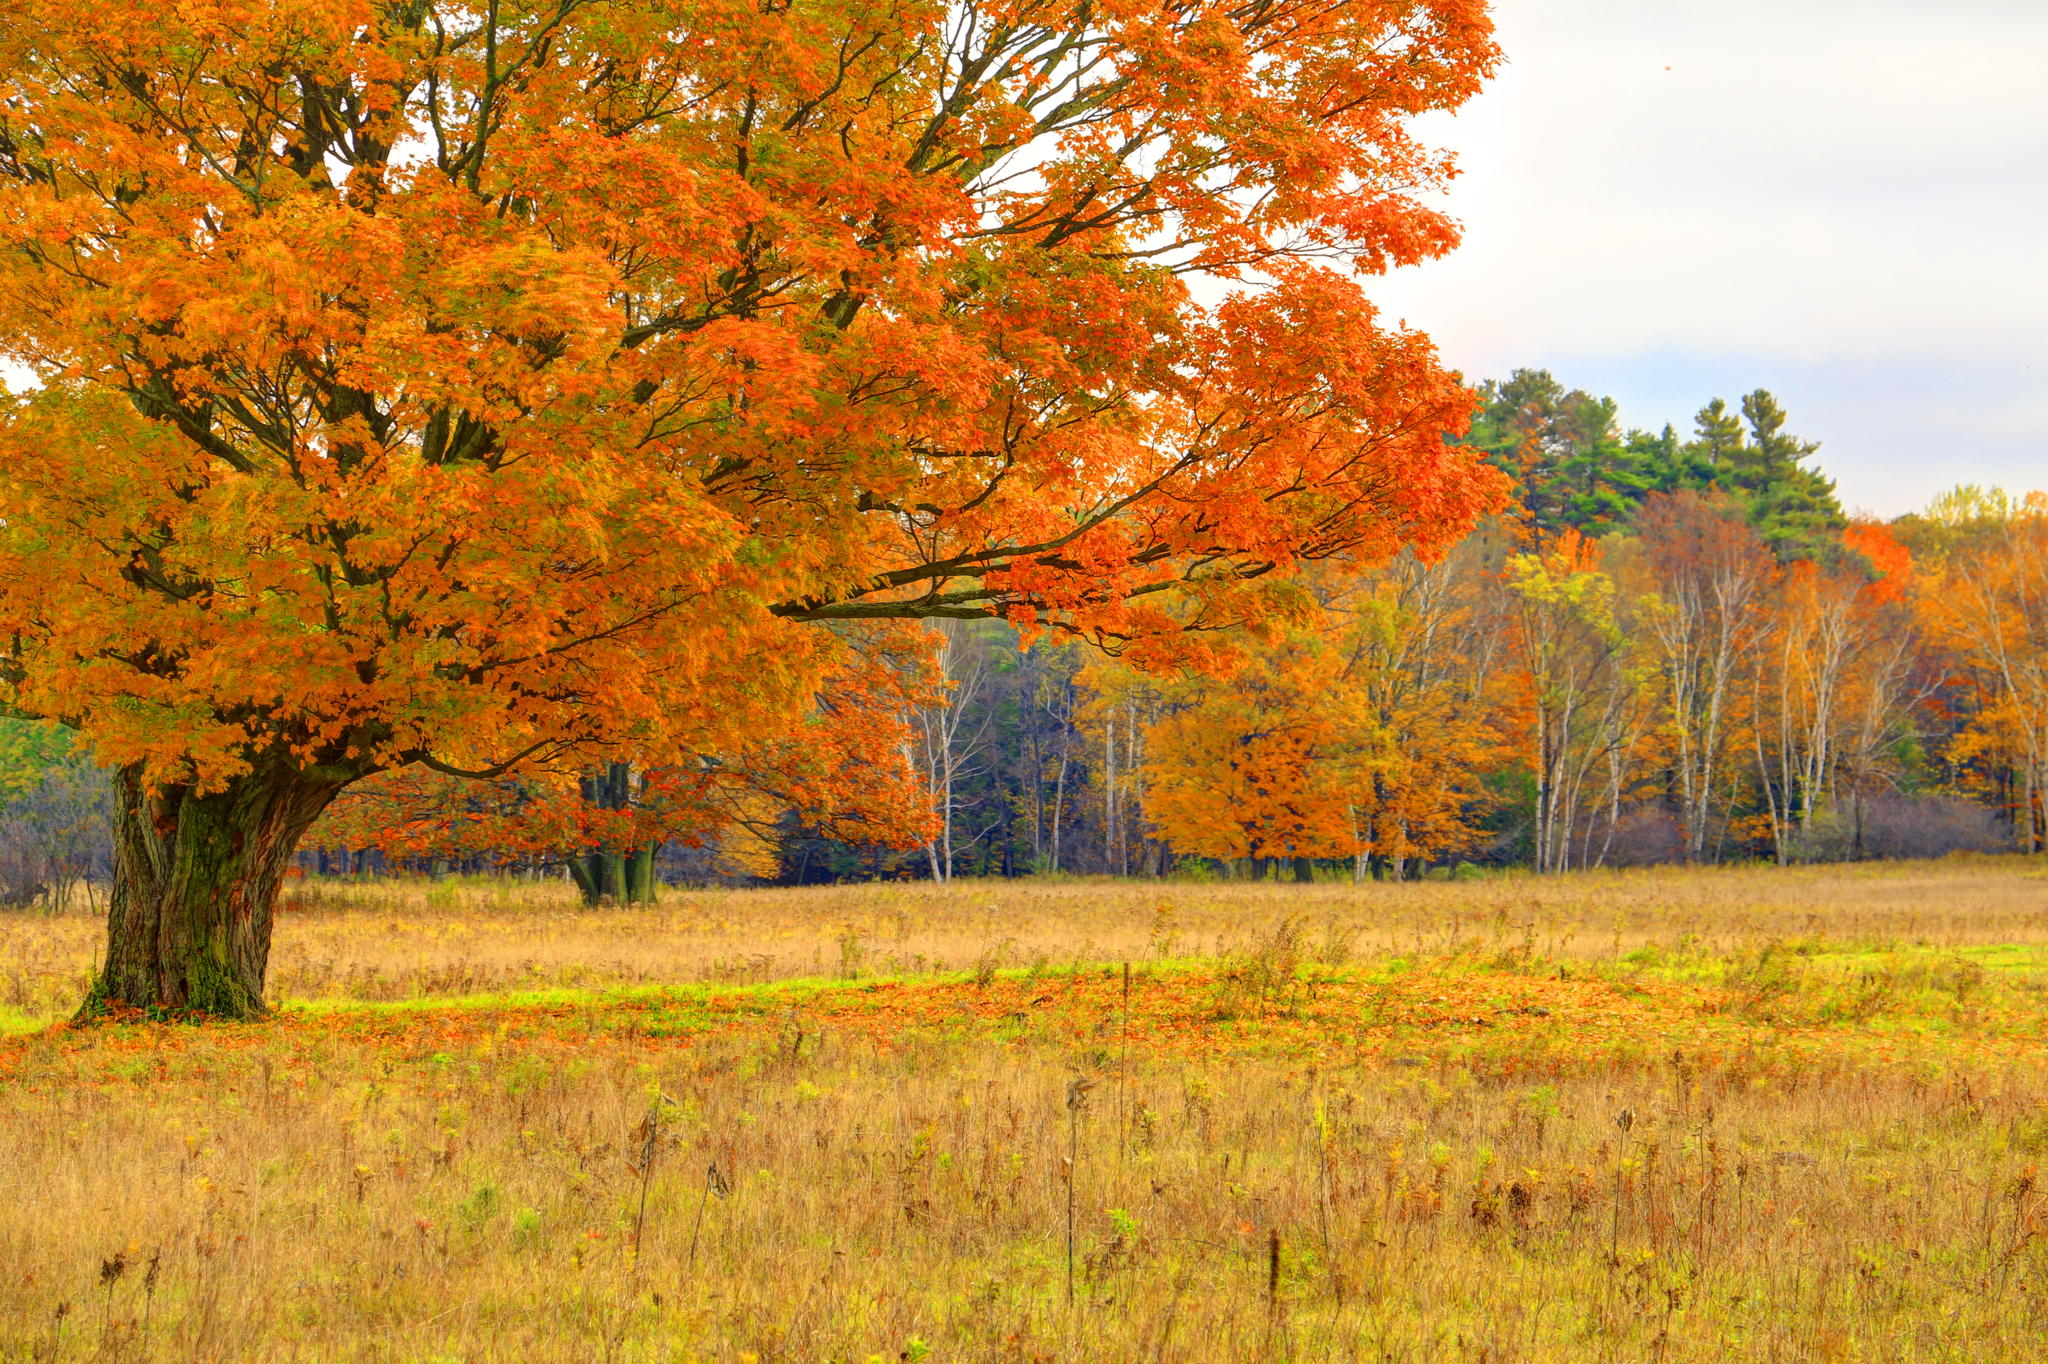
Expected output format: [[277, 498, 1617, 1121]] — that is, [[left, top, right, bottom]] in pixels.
[[3, 860, 2047, 1362]]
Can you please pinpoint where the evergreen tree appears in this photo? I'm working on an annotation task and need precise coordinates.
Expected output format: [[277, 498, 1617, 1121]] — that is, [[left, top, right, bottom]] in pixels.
[[1691, 398, 1748, 473], [1467, 376, 1846, 556], [1625, 390, 1844, 561], [1734, 390, 1845, 559], [1628, 423, 1689, 492], [1469, 370, 1648, 538]]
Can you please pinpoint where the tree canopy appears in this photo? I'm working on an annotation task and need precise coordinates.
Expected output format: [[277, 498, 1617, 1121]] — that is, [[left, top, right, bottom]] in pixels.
[[1470, 369, 1843, 558], [0, 0, 1504, 1015]]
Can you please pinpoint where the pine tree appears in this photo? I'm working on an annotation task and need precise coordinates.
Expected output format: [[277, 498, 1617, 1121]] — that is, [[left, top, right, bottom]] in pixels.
[[1469, 371, 1648, 538], [1692, 399, 1748, 474], [1735, 391, 1845, 560]]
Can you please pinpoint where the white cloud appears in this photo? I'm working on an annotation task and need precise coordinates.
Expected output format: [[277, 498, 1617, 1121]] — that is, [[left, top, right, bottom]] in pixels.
[[1367, 0, 2048, 513]]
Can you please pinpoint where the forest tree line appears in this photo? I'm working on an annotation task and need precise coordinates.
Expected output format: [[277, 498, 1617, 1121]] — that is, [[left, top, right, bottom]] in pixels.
[[839, 373, 2042, 884], [2, 371, 2041, 902]]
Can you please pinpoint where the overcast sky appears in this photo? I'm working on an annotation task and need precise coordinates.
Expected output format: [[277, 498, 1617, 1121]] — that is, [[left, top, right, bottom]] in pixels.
[[1367, 0, 2048, 517], [5, 4, 2039, 516]]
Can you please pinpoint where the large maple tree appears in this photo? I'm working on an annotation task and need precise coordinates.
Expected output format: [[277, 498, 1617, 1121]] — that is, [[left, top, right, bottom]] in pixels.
[[0, 0, 1499, 1016]]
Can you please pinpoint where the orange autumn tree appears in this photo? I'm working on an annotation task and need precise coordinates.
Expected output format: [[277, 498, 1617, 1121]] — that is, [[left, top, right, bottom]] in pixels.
[[1320, 541, 1512, 877], [1140, 542, 1512, 879], [0, 0, 1500, 1017], [1142, 625, 1359, 874]]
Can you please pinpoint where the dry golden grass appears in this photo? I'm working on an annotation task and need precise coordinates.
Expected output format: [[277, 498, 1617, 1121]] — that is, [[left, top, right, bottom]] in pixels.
[[3, 859, 2047, 1361], [9, 858, 2048, 1024]]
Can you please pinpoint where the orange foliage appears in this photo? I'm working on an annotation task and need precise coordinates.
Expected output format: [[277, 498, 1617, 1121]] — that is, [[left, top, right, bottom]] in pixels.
[[0, 0, 1502, 1006], [0, 0, 1503, 789], [1844, 520, 1913, 604], [314, 629, 939, 868], [1139, 545, 1510, 869], [1916, 509, 2048, 849], [1142, 635, 1360, 862], [1746, 550, 1924, 860]]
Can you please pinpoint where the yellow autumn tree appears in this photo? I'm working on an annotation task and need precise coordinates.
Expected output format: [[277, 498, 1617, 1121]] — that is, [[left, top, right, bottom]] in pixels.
[[1502, 529, 1653, 872], [1916, 493, 2048, 851]]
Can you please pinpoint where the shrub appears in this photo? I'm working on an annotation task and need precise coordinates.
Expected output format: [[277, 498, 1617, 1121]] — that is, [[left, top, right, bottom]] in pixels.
[[1794, 794, 2010, 862]]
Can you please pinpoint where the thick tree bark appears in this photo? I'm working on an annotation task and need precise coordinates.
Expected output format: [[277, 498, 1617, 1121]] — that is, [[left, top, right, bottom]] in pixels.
[[568, 763, 658, 906], [567, 842, 659, 905], [88, 762, 348, 1021], [623, 844, 658, 902]]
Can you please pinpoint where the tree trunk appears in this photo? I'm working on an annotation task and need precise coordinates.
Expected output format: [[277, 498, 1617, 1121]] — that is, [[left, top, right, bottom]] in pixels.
[[600, 849, 628, 899], [623, 843, 658, 903], [571, 843, 659, 905], [89, 762, 346, 1021], [573, 850, 617, 903], [570, 763, 660, 906]]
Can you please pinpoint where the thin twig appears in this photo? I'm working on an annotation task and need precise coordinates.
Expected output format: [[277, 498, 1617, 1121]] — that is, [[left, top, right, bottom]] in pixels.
[[687, 1161, 729, 1268], [631, 1099, 660, 1269], [1065, 1076, 1095, 1306], [1117, 961, 1132, 1165]]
